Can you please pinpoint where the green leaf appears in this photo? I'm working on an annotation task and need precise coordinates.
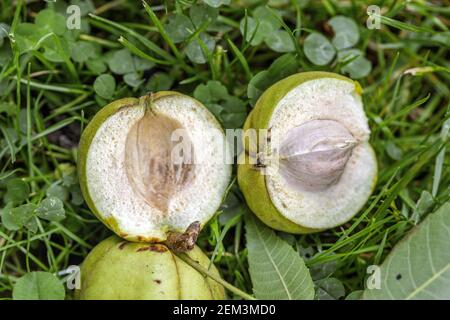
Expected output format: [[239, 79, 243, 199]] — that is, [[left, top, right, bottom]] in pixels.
[[194, 80, 228, 103], [293, 0, 310, 8], [57, 163, 77, 187], [13, 272, 65, 300], [14, 23, 48, 53], [133, 56, 154, 72], [309, 259, 337, 280], [164, 14, 193, 44], [411, 191, 434, 224], [1, 203, 37, 231], [35, 9, 66, 36], [315, 278, 345, 300], [265, 29, 296, 53], [247, 71, 270, 105], [328, 16, 360, 50], [245, 214, 315, 300], [86, 58, 107, 74], [71, 41, 99, 63], [303, 33, 336, 66], [93, 74, 116, 100], [362, 202, 450, 299], [95, 95, 108, 107], [70, 185, 84, 206], [46, 183, 69, 201], [0, 45, 12, 67], [194, 80, 246, 128], [386, 141, 403, 160], [0, 101, 15, 115], [24, 216, 38, 233], [190, 4, 219, 29], [41, 37, 71, 63], [338, 49, 372, 79], [240, 17, 271, 46], [124, 72, 144, 88], [253, 6, 282, 31], [0, 23, 10, 48], [346, 290, 363, 300], [107, 49, 135, 75], [36, 196, 65, 222], [4, 179, 30, 204], [203, 0, 231, 8], [239, 7, 283, 47], [221, 98, 247, 128], [145, 73, 174, 92], [185, 33, 216, 64], [247, 53, 298, 105], [1, 202, 15, 230]]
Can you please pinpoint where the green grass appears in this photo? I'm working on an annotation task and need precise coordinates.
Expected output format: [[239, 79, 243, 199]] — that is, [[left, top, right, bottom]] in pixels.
[[0, 0, 449, 299]]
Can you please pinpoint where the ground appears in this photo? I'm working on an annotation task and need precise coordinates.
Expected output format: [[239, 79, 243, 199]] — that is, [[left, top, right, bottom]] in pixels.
[[0, 0, 449, 300]]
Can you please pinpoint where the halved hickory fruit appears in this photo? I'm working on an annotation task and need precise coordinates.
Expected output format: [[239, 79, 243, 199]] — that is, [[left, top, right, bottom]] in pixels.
[[238, 72, 378, 233], [78, 92, 231, 242]]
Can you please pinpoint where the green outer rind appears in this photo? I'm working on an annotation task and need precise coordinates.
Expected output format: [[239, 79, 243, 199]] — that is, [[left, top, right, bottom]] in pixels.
[[238, 71, 373, 234], [76, 236, 226, 300], [77, 91, 231, 242]]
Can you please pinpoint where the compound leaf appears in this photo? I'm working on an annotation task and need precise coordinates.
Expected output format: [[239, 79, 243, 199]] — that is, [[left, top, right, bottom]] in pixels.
[[245, 214, 314, 300], [363, 202, 450, 300]]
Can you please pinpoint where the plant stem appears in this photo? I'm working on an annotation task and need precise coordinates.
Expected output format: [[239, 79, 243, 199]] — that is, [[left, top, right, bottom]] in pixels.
[[175, 252, 256, 300]]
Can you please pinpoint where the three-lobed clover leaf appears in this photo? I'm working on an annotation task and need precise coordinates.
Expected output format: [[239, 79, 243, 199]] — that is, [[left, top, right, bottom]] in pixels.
[[163, 5, 220, 64], [329, 15, 360, 50], [304, 33, 336, 66], [302, 15, 372, 78], [194, 80, 247, 128], [239, 5, 295, 52]]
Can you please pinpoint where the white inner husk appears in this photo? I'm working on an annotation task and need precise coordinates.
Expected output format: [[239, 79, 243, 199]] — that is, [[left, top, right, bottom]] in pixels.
[[267, 78, 377, 229], [86, 95, 231, 240]]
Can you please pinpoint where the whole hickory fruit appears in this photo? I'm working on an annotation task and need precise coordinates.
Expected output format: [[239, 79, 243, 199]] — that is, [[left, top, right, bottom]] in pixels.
[[76, 236, 225, 300]]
